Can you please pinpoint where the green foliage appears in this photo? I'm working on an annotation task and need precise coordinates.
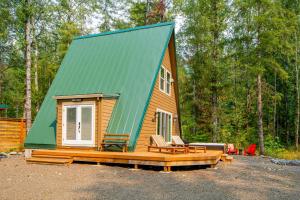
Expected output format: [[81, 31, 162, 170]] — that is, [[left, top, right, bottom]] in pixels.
[[129, 1, 148, 26], [264, 135, 285, 156], [1, 67, 25, 118], [176, 0, 300, 153], [57, 22, 81, 60]]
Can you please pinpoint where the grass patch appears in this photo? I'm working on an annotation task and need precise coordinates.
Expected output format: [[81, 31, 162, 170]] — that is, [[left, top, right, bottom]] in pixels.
[[264, 135, 300, 160], [274, 150, 300, 160], [266, 147, 300, 160]]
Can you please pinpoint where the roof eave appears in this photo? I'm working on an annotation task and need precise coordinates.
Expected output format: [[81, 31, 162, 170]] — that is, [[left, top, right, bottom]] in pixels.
[[53, 93, 120, 100]]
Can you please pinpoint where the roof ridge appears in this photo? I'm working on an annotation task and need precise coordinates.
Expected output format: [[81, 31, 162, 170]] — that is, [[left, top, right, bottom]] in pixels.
[[74, 21, 175, 40]]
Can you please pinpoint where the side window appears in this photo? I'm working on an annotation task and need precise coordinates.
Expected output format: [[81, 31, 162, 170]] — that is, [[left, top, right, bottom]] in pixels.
[[159, 65, 171, 95]]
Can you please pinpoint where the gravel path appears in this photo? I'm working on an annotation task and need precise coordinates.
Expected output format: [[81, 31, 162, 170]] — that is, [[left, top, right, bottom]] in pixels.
[[0, 155, 299, 200]]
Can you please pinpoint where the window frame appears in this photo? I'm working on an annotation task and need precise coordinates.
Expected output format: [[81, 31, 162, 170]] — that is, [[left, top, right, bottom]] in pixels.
[[159, 65, 171, 96], [156, 108, 173, 143], [62, 102, 95, 147]]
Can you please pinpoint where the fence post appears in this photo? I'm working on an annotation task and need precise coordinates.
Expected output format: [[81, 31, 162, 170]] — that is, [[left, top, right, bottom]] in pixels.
[[19, 118, 26, 150]]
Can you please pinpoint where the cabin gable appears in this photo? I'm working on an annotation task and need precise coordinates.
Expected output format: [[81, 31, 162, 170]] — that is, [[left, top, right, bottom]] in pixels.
[[135, 37, 180, 152]]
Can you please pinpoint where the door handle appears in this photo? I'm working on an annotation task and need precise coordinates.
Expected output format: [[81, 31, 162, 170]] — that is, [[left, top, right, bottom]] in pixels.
[[78, 122, 80, 133]]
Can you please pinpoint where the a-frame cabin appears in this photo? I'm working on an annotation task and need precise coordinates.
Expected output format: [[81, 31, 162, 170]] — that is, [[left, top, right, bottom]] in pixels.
[[25, 22, 181, 152]]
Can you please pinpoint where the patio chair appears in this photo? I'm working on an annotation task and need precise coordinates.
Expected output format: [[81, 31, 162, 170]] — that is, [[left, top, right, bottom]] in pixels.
[[172, 136, 206, 153], [244, 144, 256, 156], [148, 135, 188, 154], [227, 144, 238, 155]]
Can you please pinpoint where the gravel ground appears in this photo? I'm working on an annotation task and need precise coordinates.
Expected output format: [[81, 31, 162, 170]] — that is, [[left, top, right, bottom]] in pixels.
[[0, 155, 299, 200]]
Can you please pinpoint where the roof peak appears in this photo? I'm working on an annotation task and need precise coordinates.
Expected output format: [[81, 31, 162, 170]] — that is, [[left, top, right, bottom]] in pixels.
[[74, 21, 175, 40]]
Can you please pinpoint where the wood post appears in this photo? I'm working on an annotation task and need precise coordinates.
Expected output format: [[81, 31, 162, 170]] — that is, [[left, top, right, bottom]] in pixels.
[[19, 119, 26, 148], [97, 99, 102, 151], [164, 166, 168, 172], [163, 166, 171, 172]]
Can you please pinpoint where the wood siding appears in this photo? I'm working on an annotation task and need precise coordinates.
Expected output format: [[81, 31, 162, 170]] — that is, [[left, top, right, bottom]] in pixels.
[[0, 118, 26, 152], [56, 98, 116, 149], [135, 38, 180, 152], [98, 98, 117, 147]]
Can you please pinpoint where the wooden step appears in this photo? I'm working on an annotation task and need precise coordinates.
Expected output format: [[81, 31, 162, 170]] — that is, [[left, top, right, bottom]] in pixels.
[[26, 157, 73, 165], [32, 154, 72, 159], [225, 156, 233, 163], [221, 154, 228, 161]]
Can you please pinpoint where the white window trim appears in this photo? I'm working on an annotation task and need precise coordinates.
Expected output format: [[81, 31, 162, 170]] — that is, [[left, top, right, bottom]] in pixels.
[[159, 65, 171, 96], [156, 108, 173, 143], [62, 102, 95, 147]]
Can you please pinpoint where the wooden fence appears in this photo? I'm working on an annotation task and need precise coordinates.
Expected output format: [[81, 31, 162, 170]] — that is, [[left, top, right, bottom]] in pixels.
[[0, 118, 26, 152]]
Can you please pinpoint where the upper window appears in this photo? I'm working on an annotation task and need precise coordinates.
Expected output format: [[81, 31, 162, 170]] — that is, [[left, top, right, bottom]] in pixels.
[[159, 66, 171, 95]]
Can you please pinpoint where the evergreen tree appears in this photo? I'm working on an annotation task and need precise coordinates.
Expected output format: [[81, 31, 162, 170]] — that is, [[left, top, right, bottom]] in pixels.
[[179, 0, 230, 142]]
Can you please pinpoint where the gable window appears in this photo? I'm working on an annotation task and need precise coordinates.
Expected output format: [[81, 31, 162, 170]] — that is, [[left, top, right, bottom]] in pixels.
[[156, 109, 172, 142], [159, 66, 171, 95]]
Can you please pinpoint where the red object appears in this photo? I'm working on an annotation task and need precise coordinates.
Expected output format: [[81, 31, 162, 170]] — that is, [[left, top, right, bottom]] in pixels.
[[244, 144, 256, 156], [227, 144, 238, 155]]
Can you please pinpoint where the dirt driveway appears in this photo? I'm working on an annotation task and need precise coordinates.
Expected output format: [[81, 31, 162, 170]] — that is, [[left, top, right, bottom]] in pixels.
[[0, 155, 299, 200]]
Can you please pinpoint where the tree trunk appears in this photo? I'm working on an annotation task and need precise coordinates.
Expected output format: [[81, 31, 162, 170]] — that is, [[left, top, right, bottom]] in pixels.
[[285, 87, 289, 145], [34, 39, 39, 112], [274, 72, 277, 137], [295, 33, 299, 151], [145, 0, 150, 24], [211, 0, 219, 142], [257, 74, 264, 155], [33, 27, 38, 92], [25, 0, 32, 134], [212, 87, 218, 142]]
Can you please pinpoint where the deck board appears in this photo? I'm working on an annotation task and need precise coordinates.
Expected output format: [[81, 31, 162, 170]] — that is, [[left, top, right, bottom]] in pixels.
[[31, 149, 223, 168]]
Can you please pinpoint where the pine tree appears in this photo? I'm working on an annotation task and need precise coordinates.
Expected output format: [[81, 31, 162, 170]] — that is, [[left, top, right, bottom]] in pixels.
[[179, 0, 229, 142], [232, 0, 296, 154]]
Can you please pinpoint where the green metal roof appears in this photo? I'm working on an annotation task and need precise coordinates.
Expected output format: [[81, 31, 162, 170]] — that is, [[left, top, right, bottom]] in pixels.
[[25, 22, 175, 150]]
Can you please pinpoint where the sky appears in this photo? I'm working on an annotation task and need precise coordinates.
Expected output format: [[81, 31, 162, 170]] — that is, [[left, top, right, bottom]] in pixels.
[[85, 7, 184, 34]]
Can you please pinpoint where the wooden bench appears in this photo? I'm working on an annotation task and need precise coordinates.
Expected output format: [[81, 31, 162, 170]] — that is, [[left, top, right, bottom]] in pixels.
[[100, 134, 129, 152]]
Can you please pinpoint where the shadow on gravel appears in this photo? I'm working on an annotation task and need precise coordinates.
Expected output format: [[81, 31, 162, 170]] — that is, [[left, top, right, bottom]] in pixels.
[[74, 157, 300, 200], [73, 163, 236, 199], [73, 161, 209, 171]]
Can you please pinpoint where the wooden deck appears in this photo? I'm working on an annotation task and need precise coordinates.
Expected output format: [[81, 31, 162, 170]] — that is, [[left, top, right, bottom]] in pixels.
[[29, 149, 224, 171]]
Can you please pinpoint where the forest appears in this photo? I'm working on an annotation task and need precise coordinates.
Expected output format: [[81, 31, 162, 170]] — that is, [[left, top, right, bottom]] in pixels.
[[0, 0, 299, 156]]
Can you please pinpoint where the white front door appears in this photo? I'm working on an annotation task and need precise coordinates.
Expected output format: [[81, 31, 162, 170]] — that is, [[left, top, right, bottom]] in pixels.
[[62, 104, 95, 146]]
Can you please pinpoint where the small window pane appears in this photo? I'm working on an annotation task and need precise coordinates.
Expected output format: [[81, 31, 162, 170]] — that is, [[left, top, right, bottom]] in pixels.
[[166, 72, 171, 82], [81, 107, 92, 140], [160, 78, 165, 91], [168, 115, 172, 142], [162, 112, 166, 139], [160, 67, 165, 77], [156, 110, 172, 142], [157, 112, 161, 135], [166, 72, 171, 94], [160, 68, 165, 91], [66, 107, 76, 140]]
